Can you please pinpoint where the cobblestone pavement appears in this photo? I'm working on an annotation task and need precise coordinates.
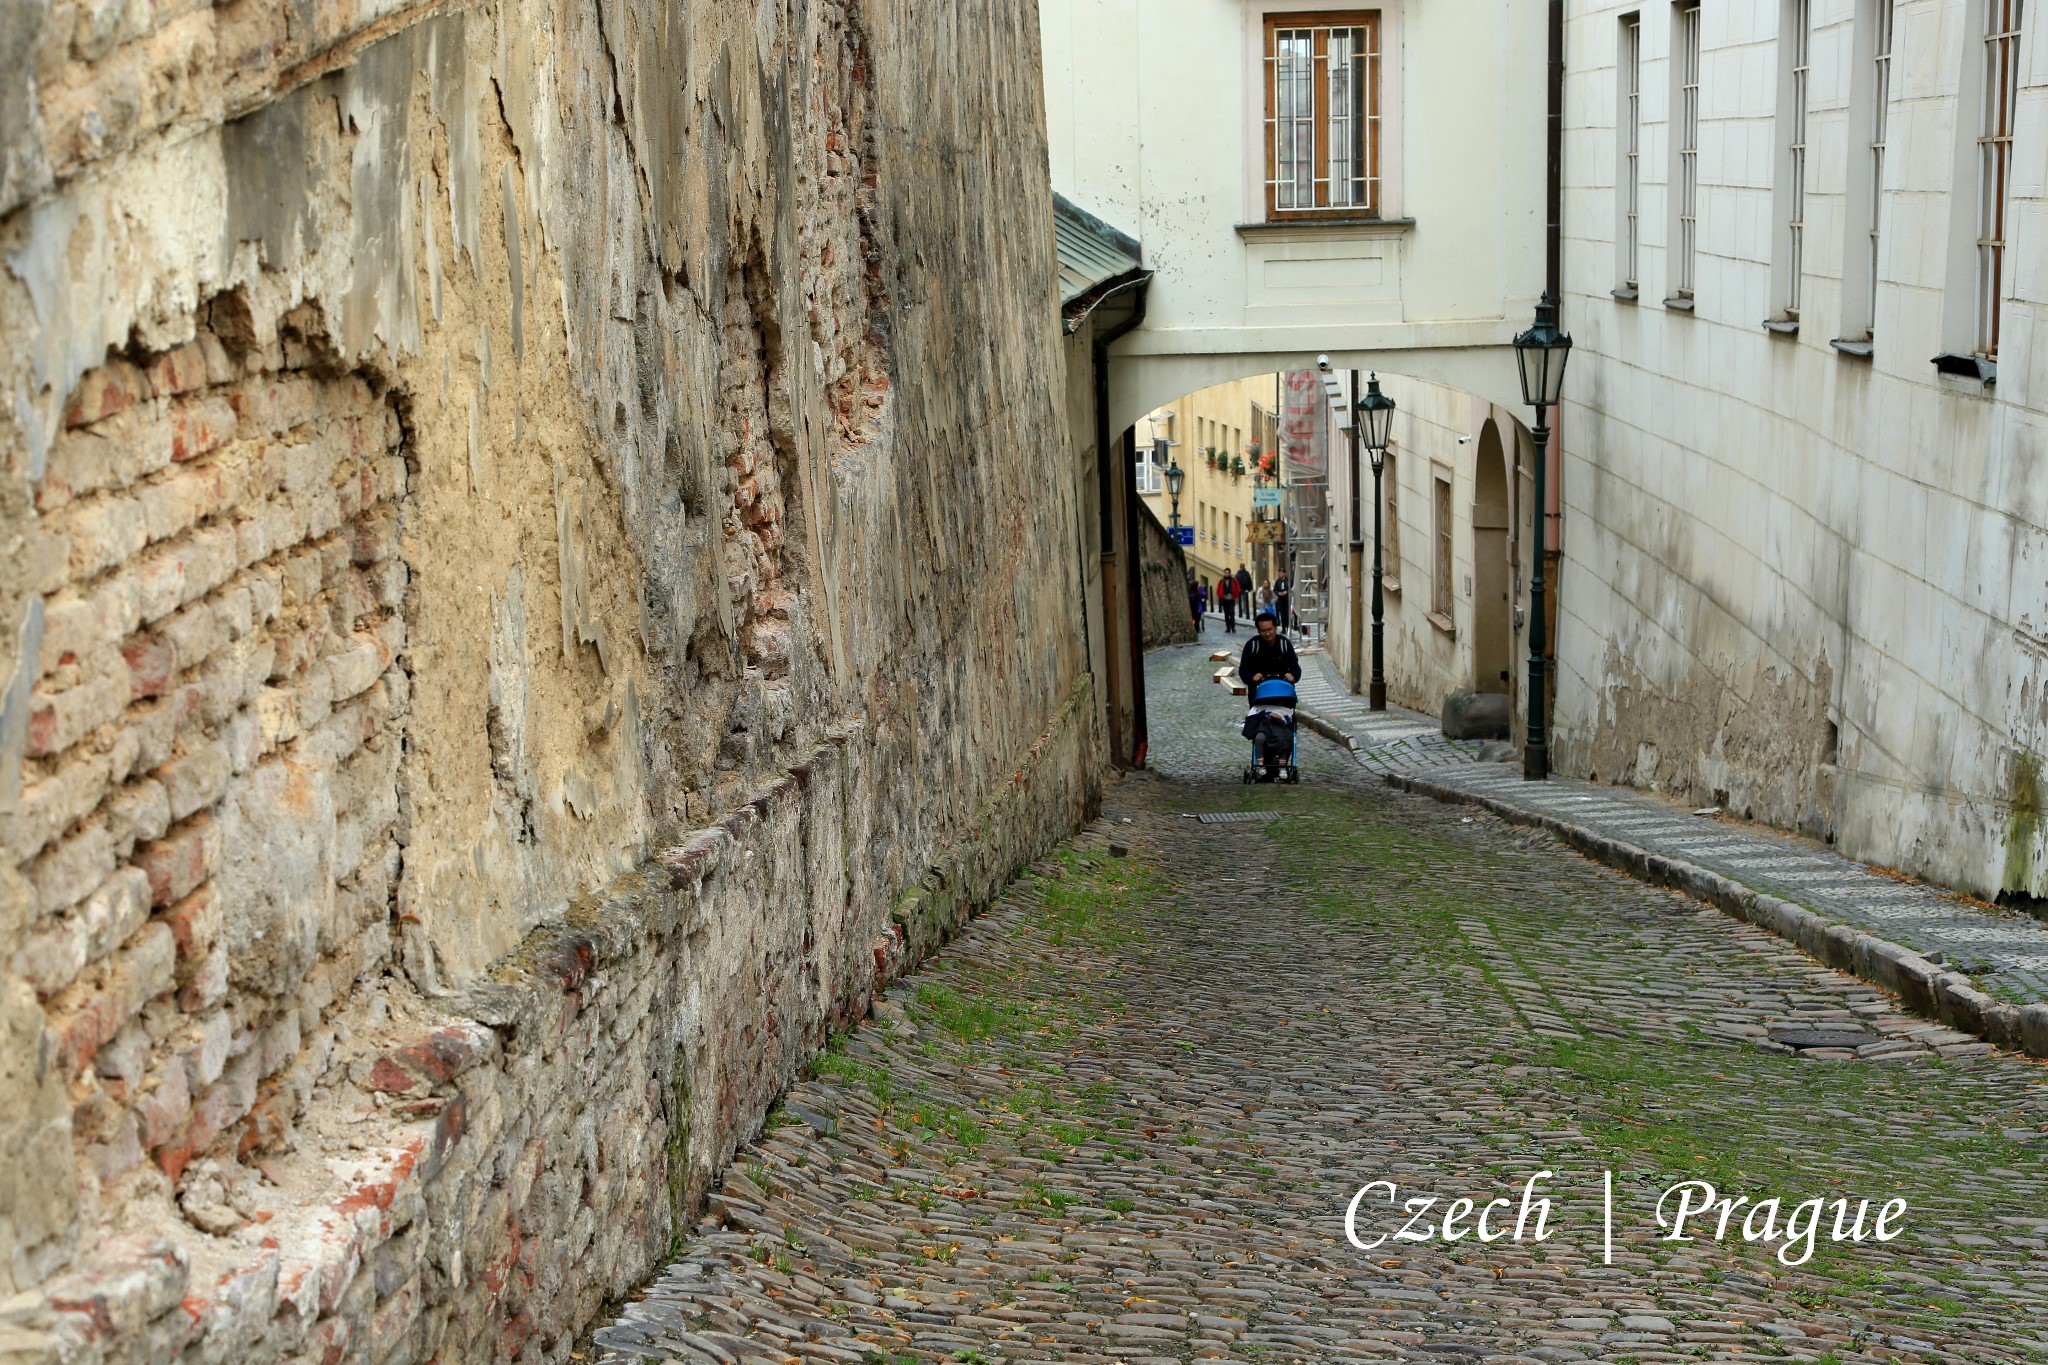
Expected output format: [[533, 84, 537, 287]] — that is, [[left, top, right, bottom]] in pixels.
[[595, 642, 2048, 1365], [1280, 636, 2048, 1007], [1404, 766, 2048, 1008]]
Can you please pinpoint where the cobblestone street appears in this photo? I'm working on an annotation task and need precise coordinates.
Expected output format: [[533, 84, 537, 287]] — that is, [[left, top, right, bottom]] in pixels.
[[596, 643, 2048, 1365]]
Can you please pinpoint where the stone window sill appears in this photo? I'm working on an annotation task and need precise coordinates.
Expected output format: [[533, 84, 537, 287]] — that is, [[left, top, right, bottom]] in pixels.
[[1235, 217, 1417, 239], [1763, 317, 1800, 336], [1425, 610, 1455, 637], [1612, 287, 1640, 303], [1830, 337, 1874, 359], [1932, 352, 1997, 384], [1664, 296, 1695, 313], [1382, 575, 1402, 595]]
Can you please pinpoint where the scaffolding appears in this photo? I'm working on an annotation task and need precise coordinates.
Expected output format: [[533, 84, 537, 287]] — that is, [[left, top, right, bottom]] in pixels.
[[1283, 477, 1329, 641], [1276, 368, 1333, 642]]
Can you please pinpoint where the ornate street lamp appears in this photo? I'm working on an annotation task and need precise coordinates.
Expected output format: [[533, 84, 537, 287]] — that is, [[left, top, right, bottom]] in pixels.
[[1512, 292, 1573, 782], [1165, 458, 1185, 532], [1355, 374, 1395, 710]]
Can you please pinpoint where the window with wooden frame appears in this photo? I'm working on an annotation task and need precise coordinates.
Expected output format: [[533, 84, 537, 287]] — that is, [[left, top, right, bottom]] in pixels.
[[1381, 447, 1402, 586], [1264, 12, 1382, 220], [1431, 471, 1453, 619], [1977, 0, 2021, 359]]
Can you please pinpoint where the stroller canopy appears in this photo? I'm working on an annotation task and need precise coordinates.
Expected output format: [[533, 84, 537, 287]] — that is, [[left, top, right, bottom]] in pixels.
[[1249, 679, 1297, 708]]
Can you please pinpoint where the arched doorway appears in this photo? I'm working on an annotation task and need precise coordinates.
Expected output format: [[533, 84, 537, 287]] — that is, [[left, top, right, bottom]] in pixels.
[[1471, 422, 1512, 695]]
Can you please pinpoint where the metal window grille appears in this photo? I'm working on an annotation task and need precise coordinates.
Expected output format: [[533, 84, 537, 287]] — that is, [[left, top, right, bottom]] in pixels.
[[1785, 0, 1810, 318], [1265, 13, 1380, 219], [1865, 0, 1893, 335], [1978, 0, 2022, 359], [1621, 15, 1642, 290], [1676, 3, 1700, 298]]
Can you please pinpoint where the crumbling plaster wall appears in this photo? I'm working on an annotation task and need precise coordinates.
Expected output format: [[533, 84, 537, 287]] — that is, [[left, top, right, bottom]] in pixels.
[[0, 0, 1094, 1357]]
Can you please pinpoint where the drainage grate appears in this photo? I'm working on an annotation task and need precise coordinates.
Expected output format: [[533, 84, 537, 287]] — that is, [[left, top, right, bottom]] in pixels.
[[1196, 811, 1283, 825], [1768, 1028, 1879, 1050]]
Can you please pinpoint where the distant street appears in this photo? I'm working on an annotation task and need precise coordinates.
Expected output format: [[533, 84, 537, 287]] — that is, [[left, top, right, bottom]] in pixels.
[[598, 641, 2048, 1365]]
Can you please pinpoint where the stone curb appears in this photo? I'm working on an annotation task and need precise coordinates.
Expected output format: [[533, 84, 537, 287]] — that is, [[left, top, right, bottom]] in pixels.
[[1384, 770, 2048, 1061], [1292, 705, 1359, 752]]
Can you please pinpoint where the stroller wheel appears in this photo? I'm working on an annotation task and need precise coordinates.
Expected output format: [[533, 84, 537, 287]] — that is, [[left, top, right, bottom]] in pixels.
[[1242, 767, 1254, 784]]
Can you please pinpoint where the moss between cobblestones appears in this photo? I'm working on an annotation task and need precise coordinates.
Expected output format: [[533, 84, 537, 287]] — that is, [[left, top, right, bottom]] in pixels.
[[812, 846, 1167, 1182], [1261, 771, 2048, 1347], [598, 655, 2048, 1365]]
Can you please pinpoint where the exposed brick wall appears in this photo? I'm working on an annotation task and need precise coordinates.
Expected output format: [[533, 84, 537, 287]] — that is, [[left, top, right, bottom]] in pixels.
[[12, 309, 409, 1269], [0, 0, 1095, 1358]]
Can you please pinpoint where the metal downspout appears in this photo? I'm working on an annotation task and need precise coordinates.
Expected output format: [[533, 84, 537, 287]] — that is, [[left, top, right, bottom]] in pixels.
[[1088, 275, 1151, 767]]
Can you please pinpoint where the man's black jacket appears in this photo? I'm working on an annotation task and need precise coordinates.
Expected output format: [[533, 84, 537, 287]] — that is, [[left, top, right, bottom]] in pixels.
[[1238, 633, 1300, 688]]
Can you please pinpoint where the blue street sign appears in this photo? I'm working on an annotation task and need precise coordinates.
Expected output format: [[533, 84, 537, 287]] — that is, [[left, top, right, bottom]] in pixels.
[[1173, 526, 1195, 545]]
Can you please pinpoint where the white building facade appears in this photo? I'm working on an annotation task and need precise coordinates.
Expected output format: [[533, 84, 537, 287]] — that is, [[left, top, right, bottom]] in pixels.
[[1038, 0, 1548, 428], [1557, 0, 2048, 903]]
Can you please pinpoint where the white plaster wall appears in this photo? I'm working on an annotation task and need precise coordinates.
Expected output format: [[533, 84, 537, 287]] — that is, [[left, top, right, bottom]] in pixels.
[[1323, 372, 1530, 718], [1040, 0, 1550, 429], [1558, 0, 2048, 901]]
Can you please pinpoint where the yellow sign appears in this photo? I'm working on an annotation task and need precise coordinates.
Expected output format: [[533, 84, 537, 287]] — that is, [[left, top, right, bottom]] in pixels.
[[1247, 520, 1286, 544]]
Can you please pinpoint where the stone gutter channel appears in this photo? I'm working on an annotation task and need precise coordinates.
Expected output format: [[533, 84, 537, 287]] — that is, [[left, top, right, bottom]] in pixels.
[[1275, 687, 2048, 1063]]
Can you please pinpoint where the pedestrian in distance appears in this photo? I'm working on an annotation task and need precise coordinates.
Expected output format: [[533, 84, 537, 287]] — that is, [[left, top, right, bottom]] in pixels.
[[1188, 577, 1204, 634], [1218, 572, 1238, 634], [1235, 563, 1253, 609], [1274, 572, 1292, 633], [1258, 580, 1274, 618]]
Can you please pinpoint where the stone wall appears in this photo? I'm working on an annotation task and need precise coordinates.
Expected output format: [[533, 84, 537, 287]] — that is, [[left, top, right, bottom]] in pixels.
[[1136, 499, 1194, 649], [0, 0, 1096, 1359]]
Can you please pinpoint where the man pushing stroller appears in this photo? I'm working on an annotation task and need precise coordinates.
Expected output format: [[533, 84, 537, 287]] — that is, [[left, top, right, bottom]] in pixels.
[[1239, 610, 1302, 783]]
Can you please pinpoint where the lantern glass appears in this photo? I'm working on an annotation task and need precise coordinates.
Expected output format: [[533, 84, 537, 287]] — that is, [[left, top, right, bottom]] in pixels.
[[1512, 296, 1574, 407], [1355, 372, 1396, 457], [1165, 460, 1185, 499]]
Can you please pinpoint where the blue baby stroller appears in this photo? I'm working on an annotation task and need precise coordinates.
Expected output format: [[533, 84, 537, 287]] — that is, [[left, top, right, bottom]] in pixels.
[[1241, 678, 1301, 784]]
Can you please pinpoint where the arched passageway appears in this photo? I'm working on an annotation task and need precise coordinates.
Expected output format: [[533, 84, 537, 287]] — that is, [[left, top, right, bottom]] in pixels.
[[1471, 421, 1512, 696]]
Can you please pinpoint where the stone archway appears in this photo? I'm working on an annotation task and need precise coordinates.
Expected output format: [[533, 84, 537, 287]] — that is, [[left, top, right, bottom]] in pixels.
[[1471, 420, 1512, 695]]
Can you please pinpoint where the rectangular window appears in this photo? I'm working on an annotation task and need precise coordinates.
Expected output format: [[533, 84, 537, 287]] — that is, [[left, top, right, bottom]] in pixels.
[[1265, 12, 1381, 220], [1777, 0, 1811, 321], [1431, 471, 1453, 618], [1670, 2, 1700, 301], [1618, 14, 1642, 293], [1382, 448, 1401, 580], [1868, 0, 1893, 332], [1136, 438, 1164, 495], [1978, 0, 2022, 358], [1841, 0, 1895, 343]]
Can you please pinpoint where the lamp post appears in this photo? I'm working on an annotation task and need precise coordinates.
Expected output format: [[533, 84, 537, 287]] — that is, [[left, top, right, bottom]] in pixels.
[[1355, 374, 1395, 711], [1165, 458, 1185, 533], [1511, 292, 1573, 782]]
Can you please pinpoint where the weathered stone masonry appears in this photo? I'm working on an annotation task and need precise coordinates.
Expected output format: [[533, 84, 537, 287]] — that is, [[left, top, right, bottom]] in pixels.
[[0, 0, 1094, 1360]]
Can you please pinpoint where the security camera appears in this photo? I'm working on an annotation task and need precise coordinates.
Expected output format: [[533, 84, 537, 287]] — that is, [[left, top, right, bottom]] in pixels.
[[1457, 435, 1473, 445], [1316, 354, 1332, 373]]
